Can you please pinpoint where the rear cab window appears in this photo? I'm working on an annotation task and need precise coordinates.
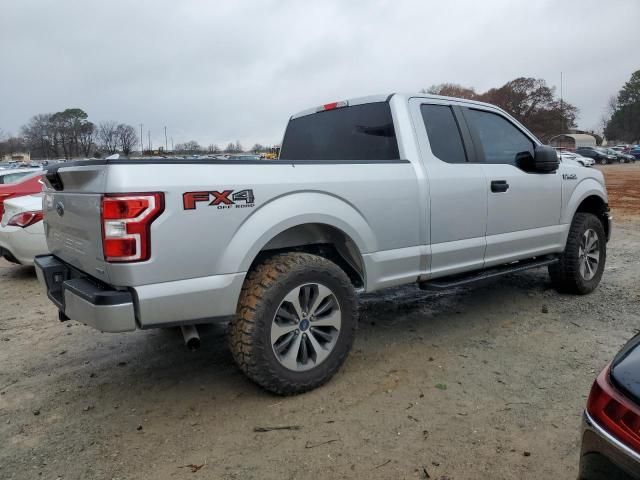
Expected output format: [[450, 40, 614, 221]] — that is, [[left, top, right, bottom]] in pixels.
[[420, 104, 468, 163], [279, 102, 400, 161]]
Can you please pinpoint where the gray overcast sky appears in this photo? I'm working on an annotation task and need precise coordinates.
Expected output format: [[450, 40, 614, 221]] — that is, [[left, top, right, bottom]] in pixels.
[[1, 0, 639, 149]]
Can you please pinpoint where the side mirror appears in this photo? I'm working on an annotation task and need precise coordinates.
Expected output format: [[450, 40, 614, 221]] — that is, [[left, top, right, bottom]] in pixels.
[[515, 145, 559, 173], [534, 145, 560, 172]]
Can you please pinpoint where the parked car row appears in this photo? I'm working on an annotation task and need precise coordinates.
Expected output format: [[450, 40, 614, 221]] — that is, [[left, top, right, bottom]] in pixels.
[[574, 146, 640, 165]]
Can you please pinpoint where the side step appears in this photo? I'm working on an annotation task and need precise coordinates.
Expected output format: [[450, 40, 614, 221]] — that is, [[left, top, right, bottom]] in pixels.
[[419, 256, 559, 290]]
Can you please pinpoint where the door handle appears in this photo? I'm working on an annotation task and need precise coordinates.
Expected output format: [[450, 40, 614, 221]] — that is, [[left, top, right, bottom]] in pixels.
[[491, 180, 509, 193]]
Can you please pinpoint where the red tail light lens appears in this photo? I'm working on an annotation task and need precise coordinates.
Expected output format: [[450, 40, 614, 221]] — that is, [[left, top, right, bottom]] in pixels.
[[101, 193, 164, 262], [587, 367, 640, 453], [316, 100, 348, 112], [7, 211, 43, 228]]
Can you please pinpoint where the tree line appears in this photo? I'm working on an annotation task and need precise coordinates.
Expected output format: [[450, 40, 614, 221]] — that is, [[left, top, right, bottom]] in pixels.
[[0, 108, 138, 159], [422, 77, 578, 141], [174, 141, 275, 155], [603, 70, 640, 143]]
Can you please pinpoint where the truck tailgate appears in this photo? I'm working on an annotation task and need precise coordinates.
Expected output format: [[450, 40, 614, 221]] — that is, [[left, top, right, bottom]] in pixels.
[[43, 164, 109, 282]]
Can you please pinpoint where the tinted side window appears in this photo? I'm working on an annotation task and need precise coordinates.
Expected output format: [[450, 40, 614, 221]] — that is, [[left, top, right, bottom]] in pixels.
[[420, 104, 467, 164], [466, 109, 534, 165], [279, 102, 399, 161]]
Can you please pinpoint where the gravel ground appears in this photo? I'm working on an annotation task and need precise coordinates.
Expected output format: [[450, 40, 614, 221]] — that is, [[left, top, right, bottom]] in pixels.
[[1, 166, 639, 479]]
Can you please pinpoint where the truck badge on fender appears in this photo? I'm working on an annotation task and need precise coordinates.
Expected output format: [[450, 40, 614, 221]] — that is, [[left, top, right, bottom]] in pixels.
[[183, 189, 255, 210], [563, 173, 577, 180]]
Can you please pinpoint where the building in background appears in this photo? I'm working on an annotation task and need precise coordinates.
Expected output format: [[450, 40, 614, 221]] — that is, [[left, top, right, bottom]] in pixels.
[[548, 134, 597, 150], [1, 152, 30, 163]]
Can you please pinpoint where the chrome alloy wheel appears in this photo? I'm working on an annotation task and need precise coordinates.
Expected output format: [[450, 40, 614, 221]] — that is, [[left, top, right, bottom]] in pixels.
[[579, 228, 600, 281], [270, 283, 341, 372]]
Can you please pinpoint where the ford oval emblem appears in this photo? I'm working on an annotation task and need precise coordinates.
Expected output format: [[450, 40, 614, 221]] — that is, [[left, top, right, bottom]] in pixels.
[[56, 201, 65, 217]]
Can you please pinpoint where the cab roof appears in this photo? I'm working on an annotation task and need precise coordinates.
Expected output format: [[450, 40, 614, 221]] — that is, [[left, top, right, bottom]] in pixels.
[[289, 92, 503, 120]]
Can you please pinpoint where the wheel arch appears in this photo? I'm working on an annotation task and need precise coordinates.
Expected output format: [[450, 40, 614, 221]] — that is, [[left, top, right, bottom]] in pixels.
[[563, 180, 610, 240], [250, 223, 366, 288], [217, 192, 375, 288]]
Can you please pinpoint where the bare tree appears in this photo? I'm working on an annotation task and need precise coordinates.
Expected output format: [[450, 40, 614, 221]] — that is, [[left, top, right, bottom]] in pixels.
[[97, 121, 119, 154], [22, 114, 56, 158], [78, 122, 95, 156], [115, 124, 137, 156], [175, 140, 201, 154], [234, 140, 243, 153], [208, 144, 221, 154], [422, 83, 478, 99], [224, 142, 235, 153]]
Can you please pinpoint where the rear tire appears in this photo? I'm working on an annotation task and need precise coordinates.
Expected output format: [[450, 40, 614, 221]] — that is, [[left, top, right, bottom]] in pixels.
[[229, 252, 358, 395], [549, 213, 606, 294]]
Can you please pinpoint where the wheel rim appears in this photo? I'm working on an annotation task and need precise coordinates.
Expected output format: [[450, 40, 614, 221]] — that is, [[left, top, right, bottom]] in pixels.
[[271, 283, 341, 372], [579, 228, 600, 281]]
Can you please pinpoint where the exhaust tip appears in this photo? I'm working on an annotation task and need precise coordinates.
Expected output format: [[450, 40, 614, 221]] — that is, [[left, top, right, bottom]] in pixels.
[[180, 325, 200, 351], [185, 336, 201, 351]]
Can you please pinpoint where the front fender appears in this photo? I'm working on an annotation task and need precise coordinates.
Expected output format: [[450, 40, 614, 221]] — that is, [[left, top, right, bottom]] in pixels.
[[561, 177, 609, 225], [216, 191, 376, 274]]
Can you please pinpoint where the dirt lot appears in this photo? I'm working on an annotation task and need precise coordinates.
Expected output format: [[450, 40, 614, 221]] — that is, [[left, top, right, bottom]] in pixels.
[[1, 164, 639, 480]]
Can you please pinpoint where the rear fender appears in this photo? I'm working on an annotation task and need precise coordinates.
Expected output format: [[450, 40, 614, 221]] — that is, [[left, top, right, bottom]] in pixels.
[[216, 191, 375, 275]]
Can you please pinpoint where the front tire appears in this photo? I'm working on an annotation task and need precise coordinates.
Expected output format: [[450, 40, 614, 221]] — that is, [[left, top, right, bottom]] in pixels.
[[549, 213, 606, 294], [229, 252, 358, 395]]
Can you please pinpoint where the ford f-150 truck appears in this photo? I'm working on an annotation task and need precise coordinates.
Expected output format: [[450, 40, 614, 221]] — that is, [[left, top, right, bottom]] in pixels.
[[35, 93, 612, 395]]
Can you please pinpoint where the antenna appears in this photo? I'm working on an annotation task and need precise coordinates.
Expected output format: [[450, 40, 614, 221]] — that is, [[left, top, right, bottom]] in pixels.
[[164, 126, 168, 151]]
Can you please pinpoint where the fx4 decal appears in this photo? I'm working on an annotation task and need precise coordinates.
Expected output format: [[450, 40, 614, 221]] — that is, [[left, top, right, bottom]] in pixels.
[[562, 173, 577, 180], [183, 189, 255, 210]]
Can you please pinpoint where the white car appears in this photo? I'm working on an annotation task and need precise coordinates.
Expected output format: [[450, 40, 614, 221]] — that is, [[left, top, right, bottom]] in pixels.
[[559, 151, 594, 167], [0, 194, 48, 266]]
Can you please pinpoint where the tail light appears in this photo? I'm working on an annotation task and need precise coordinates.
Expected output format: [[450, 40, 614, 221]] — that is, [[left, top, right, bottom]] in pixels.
[[587, 366, 640, 453], [101, 193, 164, 262], [7, 211, 44, 228]]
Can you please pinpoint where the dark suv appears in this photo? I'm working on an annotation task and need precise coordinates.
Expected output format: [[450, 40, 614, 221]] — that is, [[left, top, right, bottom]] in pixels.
[[576, 147, 617, 165]]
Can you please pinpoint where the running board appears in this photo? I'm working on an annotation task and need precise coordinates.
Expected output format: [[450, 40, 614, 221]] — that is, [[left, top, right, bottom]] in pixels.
[[419, 256, 560, 290]]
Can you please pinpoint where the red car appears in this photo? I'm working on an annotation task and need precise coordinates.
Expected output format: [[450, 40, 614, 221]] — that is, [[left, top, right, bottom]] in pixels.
[[0, 172, 43, 219]]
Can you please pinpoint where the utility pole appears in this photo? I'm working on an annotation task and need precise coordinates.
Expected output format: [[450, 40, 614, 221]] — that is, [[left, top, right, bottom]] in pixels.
[[164, 126, 168, 152], [560, 72, 564, 132], [171, 137, 174, 151], [139, 123, 143, 153], [148, 130, 152, 152]]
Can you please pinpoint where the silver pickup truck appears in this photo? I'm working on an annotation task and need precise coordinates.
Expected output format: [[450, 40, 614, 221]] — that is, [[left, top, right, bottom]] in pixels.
[[35, 93, 611, 395]]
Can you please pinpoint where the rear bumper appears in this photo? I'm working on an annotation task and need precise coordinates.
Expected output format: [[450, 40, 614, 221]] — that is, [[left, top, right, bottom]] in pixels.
[[0, 224, 47, 266], [34, 254, 246, 332], [579, 411, 640, 479], [34, 255, 137, 332]]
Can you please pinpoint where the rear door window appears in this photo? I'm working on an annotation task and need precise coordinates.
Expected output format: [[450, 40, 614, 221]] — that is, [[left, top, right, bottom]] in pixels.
[[465, 109, 534, 165], [279, 102, 400, 161], [420, 104, 468, 163]]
